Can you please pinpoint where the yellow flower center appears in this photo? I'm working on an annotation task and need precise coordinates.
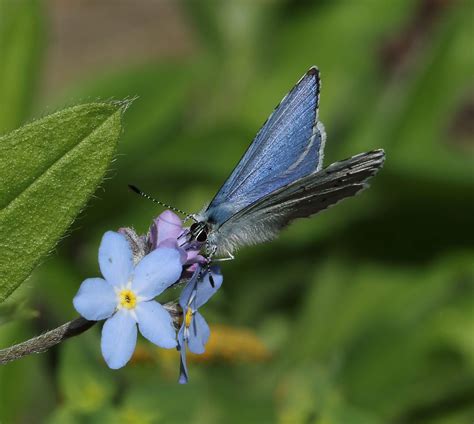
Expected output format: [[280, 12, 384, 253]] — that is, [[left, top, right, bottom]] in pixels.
[[185, 308, 193, 328], [119, 289, 137, 309]]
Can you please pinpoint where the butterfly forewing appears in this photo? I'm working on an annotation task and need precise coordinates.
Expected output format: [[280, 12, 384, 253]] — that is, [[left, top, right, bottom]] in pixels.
[[205, 67, 325, 224]]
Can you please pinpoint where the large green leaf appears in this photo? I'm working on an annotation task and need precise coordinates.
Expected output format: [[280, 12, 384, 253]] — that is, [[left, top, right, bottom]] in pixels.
[[0, 102, 128, 302], [0, 0, 44, 134]]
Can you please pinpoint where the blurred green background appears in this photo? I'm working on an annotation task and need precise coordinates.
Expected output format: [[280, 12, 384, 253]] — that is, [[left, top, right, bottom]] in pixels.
[[1, 0, 473, 423]]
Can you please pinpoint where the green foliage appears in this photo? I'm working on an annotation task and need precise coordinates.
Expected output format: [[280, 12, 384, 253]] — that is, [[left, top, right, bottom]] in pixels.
[[0, 0, 44, 134], [0, 319, 55, 423], [0, 102, 127, 302], [58, 332, 117, 414], [0, 0, 473, 423]]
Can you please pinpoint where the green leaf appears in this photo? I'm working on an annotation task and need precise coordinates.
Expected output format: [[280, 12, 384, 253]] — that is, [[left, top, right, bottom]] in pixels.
[[0, 101, 128, 302], [0, 0, 44, 134]]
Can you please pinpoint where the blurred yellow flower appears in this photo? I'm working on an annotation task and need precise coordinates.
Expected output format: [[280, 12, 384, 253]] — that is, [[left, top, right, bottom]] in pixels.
[[131, 323, 271, 367]]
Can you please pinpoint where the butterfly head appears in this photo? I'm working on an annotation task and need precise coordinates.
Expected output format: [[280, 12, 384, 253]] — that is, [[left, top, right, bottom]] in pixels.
[[189, 221, 210, 243]]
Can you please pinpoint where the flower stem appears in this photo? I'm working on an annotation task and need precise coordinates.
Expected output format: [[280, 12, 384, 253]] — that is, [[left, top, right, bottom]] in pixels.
[[0, 301, 181, 365], [0, 317, 95, 365]]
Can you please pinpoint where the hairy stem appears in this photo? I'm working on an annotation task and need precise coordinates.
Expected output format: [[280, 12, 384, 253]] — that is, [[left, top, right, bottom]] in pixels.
[[0, 301, 180, 365], [0, 317, 95, 365]]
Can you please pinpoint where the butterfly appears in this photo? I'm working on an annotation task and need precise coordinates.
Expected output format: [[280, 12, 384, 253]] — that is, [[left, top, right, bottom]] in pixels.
[[131, 67, 385, 262], [187, 67, 385, 259]]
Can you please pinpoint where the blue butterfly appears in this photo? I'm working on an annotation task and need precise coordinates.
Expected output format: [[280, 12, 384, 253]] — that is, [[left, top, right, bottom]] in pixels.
[[132, 67, 385, 261], [187, 67, 385, 259]]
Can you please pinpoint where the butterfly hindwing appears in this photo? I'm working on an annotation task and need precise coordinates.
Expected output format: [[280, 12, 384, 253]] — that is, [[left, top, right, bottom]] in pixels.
[[210, 149, 385, 254]]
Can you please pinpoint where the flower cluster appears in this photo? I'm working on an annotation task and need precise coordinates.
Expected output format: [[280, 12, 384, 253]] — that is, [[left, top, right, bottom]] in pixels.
[[73, 210, 221, 383]]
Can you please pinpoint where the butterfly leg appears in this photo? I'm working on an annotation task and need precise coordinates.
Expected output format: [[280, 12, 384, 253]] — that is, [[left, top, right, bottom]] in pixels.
[[211, 251, 235, 262], [200, 241, 217, 287], [201, 244, 234, 287]]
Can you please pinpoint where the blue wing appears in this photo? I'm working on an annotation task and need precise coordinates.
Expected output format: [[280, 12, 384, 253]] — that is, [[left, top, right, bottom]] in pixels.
[[205, 67, 326, 224], [210, 149, 385, 255]]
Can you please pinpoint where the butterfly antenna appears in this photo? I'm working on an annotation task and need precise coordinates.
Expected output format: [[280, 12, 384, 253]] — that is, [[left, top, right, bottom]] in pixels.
[[128, 184, 195, 221]]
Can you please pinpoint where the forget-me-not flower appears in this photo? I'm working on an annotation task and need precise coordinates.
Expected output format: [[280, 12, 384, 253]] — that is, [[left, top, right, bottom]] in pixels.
[[177, 265, 223, 384], [149, 210, 206, 272], [73, 231, 184, 369]]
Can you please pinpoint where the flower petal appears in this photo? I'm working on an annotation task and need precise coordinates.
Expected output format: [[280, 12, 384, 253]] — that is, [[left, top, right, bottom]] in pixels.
[[179, 267, 200, 309], [177, 326, 189, 384], [136, 300, 177, 349], [73, 278, 116, 320], [133, 247, 183, 299], [101, 310, 137, 369], [99, 231, 134, 287], [187, 312, 210, 354], [157, 210, 184, 243], [150, 210, 184, 249], [179, 266, 223, 309], [185, 251, 206, 265], [158, 238, 188, 264], [148, 219, 159, 250], [195, 267, 223, 308]]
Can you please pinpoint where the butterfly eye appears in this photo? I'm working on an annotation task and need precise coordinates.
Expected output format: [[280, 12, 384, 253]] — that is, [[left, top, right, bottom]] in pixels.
[[196, 231, 208, 243], [190, 222, 199, 232]]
